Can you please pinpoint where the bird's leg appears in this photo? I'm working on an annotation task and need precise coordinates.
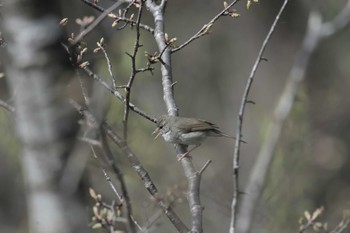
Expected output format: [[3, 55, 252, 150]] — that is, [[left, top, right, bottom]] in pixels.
[[177, 144, 201, 161]]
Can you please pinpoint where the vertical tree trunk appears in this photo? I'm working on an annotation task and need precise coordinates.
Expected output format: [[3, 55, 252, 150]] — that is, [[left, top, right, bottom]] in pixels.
[[2, 1, 88, 233]]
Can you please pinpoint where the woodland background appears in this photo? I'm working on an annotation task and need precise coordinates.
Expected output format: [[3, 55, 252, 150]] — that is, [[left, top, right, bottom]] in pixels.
[[0, 0, 350, 233]]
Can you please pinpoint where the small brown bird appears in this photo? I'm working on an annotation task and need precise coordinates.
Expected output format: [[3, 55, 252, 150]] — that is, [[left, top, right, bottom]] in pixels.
[[153, 115, 243, 159]]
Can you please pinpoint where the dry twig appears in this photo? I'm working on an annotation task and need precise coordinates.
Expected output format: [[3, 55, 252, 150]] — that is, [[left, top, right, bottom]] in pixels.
[[230, 1, 290, 232], [236, 1, 350, 233]]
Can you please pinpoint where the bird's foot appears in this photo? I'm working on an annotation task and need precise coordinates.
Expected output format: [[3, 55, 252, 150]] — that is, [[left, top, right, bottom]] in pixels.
[[177, 144, 201, 161], [177, 152, 191, 161]]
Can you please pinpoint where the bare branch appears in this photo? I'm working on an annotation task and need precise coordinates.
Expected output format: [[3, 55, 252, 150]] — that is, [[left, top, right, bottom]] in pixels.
[[115, 0, 135, 30], [91, 146, 123, 200], [199, 160, 212, 175], [72, 0, 125, 45], [319, 0, 350, 37], [71, 100, 189, 233], [76, 60, 139, 232], [236, 1, 350, 233], [145, 0, 209, 232], [78, 137, 101, 146], [142, 209, 163, 232], [100, 129, 141, 232], [81, 0, 155, 34], [97, 42, 118, 90], [0, 99, 15, 112], [123, 1, 144, 140], [77, 70, 90, 104], [103, 121, 189, 233], [330, 217, 350, 233], [145, 0, 178, 116], [81, 66, 157, 123], [230, 1, 290, 232], [172, 0, 240, 53]]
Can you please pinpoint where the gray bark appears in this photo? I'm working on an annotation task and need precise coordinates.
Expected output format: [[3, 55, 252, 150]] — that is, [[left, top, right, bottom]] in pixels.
[[2, 1, 89, 233]]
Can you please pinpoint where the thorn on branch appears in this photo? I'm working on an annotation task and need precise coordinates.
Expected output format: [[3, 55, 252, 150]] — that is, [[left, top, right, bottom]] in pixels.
[[238, 190, 247, 196], [199, 160, 212, 175], [170, 81, 177, 88], [246, 100, 256, 104], [125, 52, 133, 58]]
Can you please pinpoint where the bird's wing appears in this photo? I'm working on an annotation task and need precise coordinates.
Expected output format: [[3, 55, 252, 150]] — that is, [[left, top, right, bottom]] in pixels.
[[177, 118, 219, 132]]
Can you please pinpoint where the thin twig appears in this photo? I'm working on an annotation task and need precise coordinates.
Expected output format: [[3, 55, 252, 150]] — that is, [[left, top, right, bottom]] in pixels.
[[102, 120, 189, 233], [330, 218, 350, 233], [78, 137, 101, 146], [76, 56, 139, 232], [81, 66, 157, 123], [90, 146, 123, 200], [100, 129, 140, 233], [123, 0, 144, 140], [71, 100, 189, 233], [319, 0, 350, 37], [89, 143, 141, 233], [199, 160, 212, 175], [142, 209, 164, 233], [0, 99, 15, 112], [230, 1, 289, 233], [172, 0, 240, 53], [98, 44, 118, 90], [158, 43, 170, 61], [236, 1, 350, 233], [77, 70, 90, 104], [136, 66, 154, 74], [81, 0, 155, 34], [72, 0, 125, 45], [115, 0, 134, 30]]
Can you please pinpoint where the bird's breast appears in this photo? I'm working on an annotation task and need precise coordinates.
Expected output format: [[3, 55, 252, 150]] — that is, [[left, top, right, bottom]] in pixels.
[[161, 131, 177, 143], [178, 131, 207, 145], [161, 130, 207, 145]]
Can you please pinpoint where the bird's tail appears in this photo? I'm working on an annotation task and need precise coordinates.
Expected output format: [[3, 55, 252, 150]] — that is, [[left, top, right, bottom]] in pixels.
[[211, 129, 247, 143]]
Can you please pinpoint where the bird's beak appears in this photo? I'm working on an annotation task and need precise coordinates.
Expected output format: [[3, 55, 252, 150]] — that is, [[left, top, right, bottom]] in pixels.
[[152, 127, 162, 140]]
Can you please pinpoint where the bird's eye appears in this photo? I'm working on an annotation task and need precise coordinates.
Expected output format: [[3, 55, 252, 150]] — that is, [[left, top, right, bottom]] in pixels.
[[159, 125, 163, 129]]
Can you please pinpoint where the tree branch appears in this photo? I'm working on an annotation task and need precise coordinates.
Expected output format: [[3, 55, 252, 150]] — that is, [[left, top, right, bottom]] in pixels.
[[230, 1, 290, 232], [145, 1, 209, 232], [172, 0, 240, 53], [72, 0, 125, 45], [0, 99, 15, 112], [123, 0, 144, 140], [236, 1, 350, 233], [81, 0, 155, 34], [81, 66, 157, 123], [71, 100, 189, 233], [101, 130, 139, 230]]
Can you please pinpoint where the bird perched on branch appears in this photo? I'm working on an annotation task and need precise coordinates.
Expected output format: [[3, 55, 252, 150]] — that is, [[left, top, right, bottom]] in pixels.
[[153, 115, 245, 160]]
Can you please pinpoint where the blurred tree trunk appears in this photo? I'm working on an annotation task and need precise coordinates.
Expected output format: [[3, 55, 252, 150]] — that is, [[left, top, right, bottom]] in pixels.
[[2, 1, 89, 233]]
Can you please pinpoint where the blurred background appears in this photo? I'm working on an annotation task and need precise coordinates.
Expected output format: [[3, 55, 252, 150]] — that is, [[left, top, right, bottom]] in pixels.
[[1, 0, 350, 232]]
